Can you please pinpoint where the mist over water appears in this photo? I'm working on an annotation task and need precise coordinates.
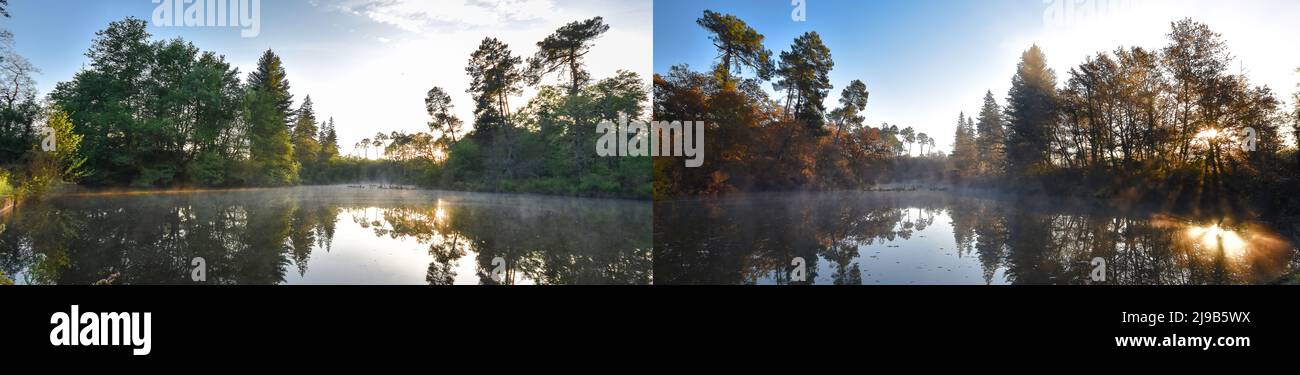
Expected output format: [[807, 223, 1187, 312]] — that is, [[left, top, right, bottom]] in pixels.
[[0, 186, 651, 285], [654, 191, 1300, 285]]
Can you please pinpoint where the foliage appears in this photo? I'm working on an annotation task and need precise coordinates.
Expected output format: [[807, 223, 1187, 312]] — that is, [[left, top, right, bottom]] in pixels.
[[775, 31, 834, 132], [527, 17, 610, 95], [696, 10, 774, 82]]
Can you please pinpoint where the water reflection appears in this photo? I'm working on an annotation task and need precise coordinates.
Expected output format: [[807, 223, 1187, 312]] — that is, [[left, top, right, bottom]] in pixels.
[[0, 186, 651, 285], [654, 192, 1299, 285]]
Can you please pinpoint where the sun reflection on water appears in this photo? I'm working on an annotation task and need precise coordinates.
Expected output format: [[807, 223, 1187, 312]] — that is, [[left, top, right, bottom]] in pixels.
[[1184, 223, 1248, 258]]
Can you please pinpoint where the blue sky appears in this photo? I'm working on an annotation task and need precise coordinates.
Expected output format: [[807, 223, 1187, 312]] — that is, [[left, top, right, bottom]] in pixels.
[[655, 0, 1300, 154], [2, 0, 652, 157]]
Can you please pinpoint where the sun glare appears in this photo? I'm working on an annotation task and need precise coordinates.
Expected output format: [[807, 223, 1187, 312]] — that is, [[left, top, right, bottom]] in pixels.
[[434, 200, 447, 223], [1185, 223, 1248, 258], [1193, 128, 1221, 142]]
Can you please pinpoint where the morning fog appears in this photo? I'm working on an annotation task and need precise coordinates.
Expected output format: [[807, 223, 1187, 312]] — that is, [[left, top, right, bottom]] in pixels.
[[596, 115, 704, 168]]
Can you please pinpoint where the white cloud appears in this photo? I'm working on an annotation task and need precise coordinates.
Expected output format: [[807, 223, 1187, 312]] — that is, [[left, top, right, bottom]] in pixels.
[[328, 0, 562, 33]]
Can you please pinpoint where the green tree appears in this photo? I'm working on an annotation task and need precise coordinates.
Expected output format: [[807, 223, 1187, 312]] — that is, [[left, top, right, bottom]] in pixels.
[[49, 18, 153, 185], [186, 51, 245, 185], [246, 50, 298, 185], [1004, 44, 1058, 177], [12, 108, 86, 198], [834, 79, 869, 137], [318, 117, 340, 163], [465, 37, 523, 139], [900, 126, 915, 156], [527, 17, 610, 95], [975, 91, 1006, 176], [49, 18, 247, 187], [247, 49, 296, 127], [775, 31, 834, 131], [696, 10, 774, 82], [951, 113, 977, 176], [291, 96, 322, 182], [46, 107, 86, 181]]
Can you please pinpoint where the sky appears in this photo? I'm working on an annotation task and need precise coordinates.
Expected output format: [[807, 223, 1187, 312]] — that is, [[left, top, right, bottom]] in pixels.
[[654, 0, 1300, 154], [2, 0, 652, 157]]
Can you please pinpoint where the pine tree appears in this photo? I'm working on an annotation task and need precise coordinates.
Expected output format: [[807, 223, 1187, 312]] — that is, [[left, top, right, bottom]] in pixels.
[[696, 10, 774, 82], [425, 86, 462, 143], [834, 79, 869, 137], [246, 49, 298, 185], [975, 91, 1006, 176], [775, 31, 834, 132], [901, 126, 916, 156], [465, 37, 523, 139], [527, 17, 610, 95], [951, 112, 977, 175], [318, 117, 340, 163], [1005, 44, 1058, 177], [291, 96, 322, 182], [247, 49, 295, 127]]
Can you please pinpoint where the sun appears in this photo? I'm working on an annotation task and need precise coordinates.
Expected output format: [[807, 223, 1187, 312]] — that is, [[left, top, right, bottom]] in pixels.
[[1193, 128, 1221, 142]]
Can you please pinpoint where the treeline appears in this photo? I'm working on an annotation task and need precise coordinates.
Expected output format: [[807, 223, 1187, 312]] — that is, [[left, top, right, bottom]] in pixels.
[[950, 19, 1300, 214], [655, 10, 920, 197], [654, 10, 941, 198], [3, 15, 651, 198], [43, 18, 340, 187], [358, 17, 651, 198], [655, 11, 1300, 214]]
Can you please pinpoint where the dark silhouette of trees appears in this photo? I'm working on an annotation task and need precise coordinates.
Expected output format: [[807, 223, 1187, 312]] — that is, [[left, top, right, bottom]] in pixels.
[[424, 86, 462, 144], [1004, 44, 1058, 178], [465, 37, 524, 142]]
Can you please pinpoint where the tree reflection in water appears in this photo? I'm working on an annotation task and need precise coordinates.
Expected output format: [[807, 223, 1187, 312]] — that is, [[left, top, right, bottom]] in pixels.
[[654, 191, 1299, 285], [0, 187, 651, 285]]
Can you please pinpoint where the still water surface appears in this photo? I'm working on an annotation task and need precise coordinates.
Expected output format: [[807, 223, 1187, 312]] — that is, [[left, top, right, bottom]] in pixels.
[[654, 191, 1299, 285], [0, 186, 651, 285]]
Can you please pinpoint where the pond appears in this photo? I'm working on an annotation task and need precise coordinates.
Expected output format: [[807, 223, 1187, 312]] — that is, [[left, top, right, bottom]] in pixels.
[[654, 191, 1300, 285], [0, 186, 652, 285]]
